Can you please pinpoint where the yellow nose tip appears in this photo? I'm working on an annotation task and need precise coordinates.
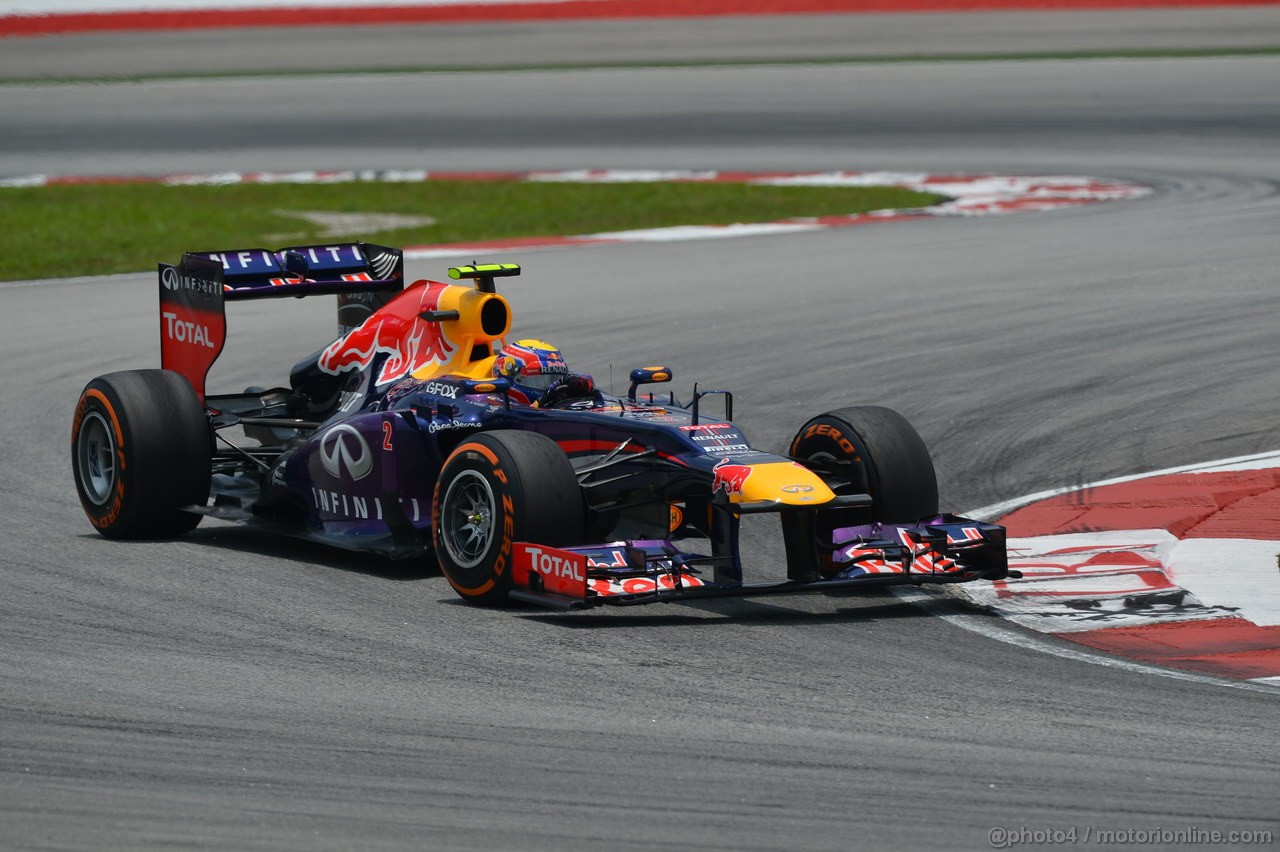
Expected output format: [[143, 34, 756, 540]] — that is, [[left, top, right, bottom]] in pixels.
[[717, 460, 836, 505]]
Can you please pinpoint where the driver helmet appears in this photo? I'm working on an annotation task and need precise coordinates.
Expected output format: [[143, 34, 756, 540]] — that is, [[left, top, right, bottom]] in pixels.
[[493, 339, 569, 403]]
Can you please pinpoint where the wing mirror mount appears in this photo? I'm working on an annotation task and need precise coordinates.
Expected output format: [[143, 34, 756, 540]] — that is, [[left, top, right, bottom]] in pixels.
[[282, 250, 309, 281]]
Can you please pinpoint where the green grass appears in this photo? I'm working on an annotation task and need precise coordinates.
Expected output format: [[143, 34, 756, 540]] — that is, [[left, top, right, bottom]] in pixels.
[[0, 180, 941, 281]]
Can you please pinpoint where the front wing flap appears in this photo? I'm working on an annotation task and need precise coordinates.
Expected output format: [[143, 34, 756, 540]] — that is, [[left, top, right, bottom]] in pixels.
[[830, 514, 1007, 581]]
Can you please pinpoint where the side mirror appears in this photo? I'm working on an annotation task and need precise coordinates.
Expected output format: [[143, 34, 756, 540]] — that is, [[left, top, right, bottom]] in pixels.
[[628, 365, 672, 401]]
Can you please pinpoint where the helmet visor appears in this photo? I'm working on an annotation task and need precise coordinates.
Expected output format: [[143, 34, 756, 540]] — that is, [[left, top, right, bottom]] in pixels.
[[518, 372, 562, 391]]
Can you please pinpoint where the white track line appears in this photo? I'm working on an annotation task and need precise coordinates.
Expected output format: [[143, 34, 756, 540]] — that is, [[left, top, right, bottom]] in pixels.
[[967, 448, 1280, 521], [893, 588, 1280, 695]]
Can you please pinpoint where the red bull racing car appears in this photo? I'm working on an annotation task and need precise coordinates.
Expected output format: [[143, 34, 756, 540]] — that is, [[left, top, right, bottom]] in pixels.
[[71, 242, 1011, 609]]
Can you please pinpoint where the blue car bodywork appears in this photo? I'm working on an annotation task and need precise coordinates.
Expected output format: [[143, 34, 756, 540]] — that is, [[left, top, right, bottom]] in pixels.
[[94, 242, 1011, 609]]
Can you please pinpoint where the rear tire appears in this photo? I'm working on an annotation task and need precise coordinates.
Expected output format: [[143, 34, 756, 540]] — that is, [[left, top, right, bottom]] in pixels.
[[71, 369, 212, 539], [789, 405, 938, 523], [433, 431, 585, 605]]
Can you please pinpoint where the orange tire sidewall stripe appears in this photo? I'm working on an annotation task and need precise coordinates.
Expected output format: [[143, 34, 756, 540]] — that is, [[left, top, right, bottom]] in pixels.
[[456, 577, 496, 597], [78, 387, 127, 527], [440, 440, 502, 597], [84, 388, 124, 447], [454, 441, 500, 467]]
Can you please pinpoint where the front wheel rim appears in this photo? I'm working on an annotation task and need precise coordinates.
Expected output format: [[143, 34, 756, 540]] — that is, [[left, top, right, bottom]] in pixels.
[[78, 411, 117, 506], [440, 469, 497, 569]]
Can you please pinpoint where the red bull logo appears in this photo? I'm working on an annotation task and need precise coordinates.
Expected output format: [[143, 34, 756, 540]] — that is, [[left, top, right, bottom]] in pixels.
[[712, 457, 753, 498], [318, 281, 455, 386]]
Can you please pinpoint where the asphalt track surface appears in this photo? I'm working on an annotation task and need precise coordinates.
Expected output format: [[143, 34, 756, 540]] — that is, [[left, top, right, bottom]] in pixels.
[[3, 12, 1280, 852], [3, 7, 1280, 80]]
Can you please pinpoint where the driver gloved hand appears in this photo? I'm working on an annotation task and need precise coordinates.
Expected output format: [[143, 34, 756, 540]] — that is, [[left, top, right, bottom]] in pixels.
[[538, 374, 596, 407]]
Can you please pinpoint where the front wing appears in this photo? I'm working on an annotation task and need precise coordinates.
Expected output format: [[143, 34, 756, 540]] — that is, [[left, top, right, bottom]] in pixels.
[[508, 514, 1009, 610]]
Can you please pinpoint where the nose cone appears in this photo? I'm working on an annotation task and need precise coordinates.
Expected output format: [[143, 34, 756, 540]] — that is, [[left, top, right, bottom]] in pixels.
[[713, 459, 836, 505]]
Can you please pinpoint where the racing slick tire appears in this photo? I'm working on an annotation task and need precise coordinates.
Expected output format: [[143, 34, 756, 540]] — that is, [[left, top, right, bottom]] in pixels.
[[433, 431, 585, 606], [789, 405, 938, 523], [72, 369, 212, 539]]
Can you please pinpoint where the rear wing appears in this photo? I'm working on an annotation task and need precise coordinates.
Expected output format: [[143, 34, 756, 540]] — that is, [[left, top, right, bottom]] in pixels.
[[159, 242, 403, 401]]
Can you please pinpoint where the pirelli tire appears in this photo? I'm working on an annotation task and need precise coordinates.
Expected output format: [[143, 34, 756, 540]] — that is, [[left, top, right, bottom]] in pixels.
[[71, 369, 212, 539], [433, 431, 585, 606], [789, 405, 938, 523]]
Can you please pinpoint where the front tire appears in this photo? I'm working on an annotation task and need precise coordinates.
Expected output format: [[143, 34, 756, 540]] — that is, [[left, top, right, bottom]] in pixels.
[[789, 405, 938, 523], [71, 369, 212, 539], [433, 431, 585, 605]]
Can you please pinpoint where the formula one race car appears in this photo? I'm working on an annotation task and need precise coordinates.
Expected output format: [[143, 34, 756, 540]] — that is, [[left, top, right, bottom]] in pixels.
[[71, 243, 1010, 608]]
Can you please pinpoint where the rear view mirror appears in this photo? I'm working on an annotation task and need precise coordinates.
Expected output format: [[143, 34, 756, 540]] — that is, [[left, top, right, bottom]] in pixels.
[[628, 365, 672, 401]]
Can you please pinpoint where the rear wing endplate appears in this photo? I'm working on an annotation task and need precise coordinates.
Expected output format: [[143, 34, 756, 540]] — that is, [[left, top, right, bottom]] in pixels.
[[159, 242, 404, 401]]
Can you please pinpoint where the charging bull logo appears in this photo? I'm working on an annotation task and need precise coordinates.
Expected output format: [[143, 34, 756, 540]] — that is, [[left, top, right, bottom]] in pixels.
[[712, 457, 753, 498], [318, 281, 455, 386]]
